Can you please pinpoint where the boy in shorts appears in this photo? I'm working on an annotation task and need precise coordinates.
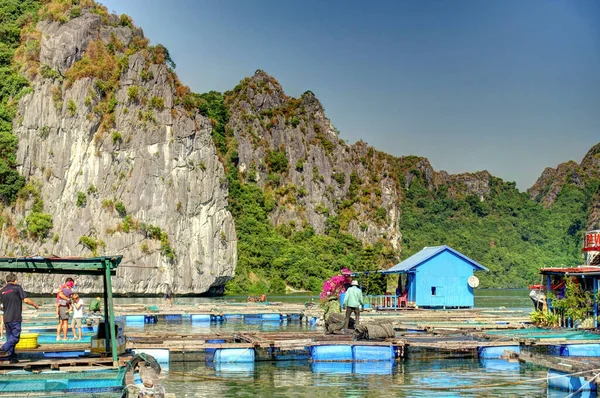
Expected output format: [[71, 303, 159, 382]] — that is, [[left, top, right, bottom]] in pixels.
[[69, 293, 84, 340]]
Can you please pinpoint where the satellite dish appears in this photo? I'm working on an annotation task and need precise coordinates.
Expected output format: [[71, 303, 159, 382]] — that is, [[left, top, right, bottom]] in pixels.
[[468, 276, 480, 288]]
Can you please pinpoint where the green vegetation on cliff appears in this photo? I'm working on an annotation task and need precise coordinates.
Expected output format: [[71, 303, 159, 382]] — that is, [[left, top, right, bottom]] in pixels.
[[0, 0, 41, 204], [400, 172, 600, 288], [196, 91, 389, 295]]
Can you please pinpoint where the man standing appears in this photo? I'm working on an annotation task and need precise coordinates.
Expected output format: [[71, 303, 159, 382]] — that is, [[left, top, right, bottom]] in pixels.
[[343, 280, 363, 330], [0, 273, 39, 363]]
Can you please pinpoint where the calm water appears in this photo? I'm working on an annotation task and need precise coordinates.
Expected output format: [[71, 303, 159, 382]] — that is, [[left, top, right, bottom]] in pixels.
[[126, 290, 579, 397]]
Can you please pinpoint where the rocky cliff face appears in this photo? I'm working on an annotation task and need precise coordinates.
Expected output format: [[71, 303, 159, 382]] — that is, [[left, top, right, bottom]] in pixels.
[[528, 143, 600, 229], [226, 71, 402, 251], [225, 71, 501, 254], [528, 143, 600, 200], [0, 6, 236, 295]]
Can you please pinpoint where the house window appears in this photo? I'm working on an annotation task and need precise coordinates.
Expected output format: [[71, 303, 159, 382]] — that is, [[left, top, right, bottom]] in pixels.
[[431, 286, 436, 296]]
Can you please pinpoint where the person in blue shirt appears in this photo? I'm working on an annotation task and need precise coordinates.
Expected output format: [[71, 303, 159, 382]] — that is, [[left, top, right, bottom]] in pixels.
[[343, 280, 363, 330]]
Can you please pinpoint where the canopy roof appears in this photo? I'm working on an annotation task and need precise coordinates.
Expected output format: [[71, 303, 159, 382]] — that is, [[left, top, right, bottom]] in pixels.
[[0, 256, 122, 276], [540, 266, 600, 276], [382, 245, 488, 274]]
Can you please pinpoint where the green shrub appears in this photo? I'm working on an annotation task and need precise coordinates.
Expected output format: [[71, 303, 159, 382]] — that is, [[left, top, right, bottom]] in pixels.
[[69, 6, 81, 19], [265, 150, 288, 173], [112, 131, 122, 144], [76, 191, 86, 207], [40, 65, 61, 80], [150, 96, 164, 110], [115, 201, 126, 217], [127, 86, 139, 102], [332, 172, 345, 185], [67, 99, 77, 116], [26, 212, 53, 239]]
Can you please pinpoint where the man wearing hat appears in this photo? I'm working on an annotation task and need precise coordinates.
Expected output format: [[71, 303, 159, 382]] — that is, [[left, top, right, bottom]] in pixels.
[[343, 280, 363, 330]]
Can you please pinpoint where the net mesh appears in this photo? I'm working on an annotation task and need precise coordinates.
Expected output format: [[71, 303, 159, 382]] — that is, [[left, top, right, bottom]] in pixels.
[[0, 368, 126, 394]]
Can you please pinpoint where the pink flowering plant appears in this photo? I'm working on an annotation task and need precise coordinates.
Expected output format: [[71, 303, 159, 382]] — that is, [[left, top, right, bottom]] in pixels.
[[319, 268, 353, 300]]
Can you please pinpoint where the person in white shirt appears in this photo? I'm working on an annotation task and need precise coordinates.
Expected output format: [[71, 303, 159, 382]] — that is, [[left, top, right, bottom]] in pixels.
[[69, 293, 84, 340]]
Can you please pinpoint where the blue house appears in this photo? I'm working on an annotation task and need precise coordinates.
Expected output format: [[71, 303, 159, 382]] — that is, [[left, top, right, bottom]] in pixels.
[[382, 245, 488, 308]]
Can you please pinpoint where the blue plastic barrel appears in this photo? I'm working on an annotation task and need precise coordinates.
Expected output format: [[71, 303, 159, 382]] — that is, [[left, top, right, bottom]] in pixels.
[[548, 369, 597, 392], [205, 339, 226, 362], [224, 314, 243, 321], [477, 345, 520, 359], [309, 317, 318, 328], [164, 314, 181, 322], [213, 348, 255, 363], [353, 345, 394, 362], [560, 344, 600, 357], [310, 345, 353, 362], [191, 314, 211, 322], [261, 313, 281, 321], [211, 314, 225, 322]]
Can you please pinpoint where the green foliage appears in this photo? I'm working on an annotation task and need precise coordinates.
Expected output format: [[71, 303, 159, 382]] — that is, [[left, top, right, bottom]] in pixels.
[[332, 172, 345, 185], [530, 310, 559, 327], [265, 150, 289, 174], [67, 99, 77, 116], [127, 86, 139, 102], [114, 201, 126, 217], [0, 0, 41, 204], [69, 6, 81, 19], [76, 191, 86, 207], [399, 174, 599, 288], [78, 235, 105, 255], [112, 131, 122, 144], [149, 96, 164, 110], [40, 65, 61, 80], [25, 212, 53, 240], [196, 91, 230, 157], [550, 278, 594, 323]]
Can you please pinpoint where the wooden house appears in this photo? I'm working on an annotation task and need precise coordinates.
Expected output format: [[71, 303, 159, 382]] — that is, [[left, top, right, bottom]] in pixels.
[[382, 245, 488, 308]]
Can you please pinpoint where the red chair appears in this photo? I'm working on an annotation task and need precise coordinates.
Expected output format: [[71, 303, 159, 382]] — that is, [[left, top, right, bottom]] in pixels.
[[397, 291, 408, 308]]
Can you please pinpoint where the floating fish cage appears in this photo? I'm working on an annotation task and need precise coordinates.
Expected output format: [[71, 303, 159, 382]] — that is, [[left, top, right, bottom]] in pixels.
[[0, 368, 126, 395]]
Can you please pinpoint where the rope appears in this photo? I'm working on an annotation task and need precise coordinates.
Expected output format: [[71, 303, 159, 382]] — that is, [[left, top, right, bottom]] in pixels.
[[396, 367, 600, 391]]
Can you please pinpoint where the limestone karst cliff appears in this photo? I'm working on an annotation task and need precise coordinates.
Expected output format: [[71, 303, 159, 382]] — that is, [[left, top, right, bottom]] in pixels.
[[0, 2, 236, 295]]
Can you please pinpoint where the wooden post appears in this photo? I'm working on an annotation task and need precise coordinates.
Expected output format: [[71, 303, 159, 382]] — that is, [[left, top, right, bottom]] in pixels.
[[546, 275, 552, 310], [594, 277, 598, 328], [104, 260, 118, 366]]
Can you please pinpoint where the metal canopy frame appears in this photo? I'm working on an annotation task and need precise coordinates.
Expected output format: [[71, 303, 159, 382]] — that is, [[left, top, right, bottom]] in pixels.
[[0, 256, 123, 365]]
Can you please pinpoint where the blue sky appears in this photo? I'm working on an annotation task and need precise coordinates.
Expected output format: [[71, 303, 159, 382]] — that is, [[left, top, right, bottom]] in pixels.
[[100, 0, 599, 190]]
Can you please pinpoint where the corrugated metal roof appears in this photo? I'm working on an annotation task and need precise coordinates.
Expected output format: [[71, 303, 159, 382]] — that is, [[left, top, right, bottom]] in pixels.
[[382, 245, 488, 274]]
